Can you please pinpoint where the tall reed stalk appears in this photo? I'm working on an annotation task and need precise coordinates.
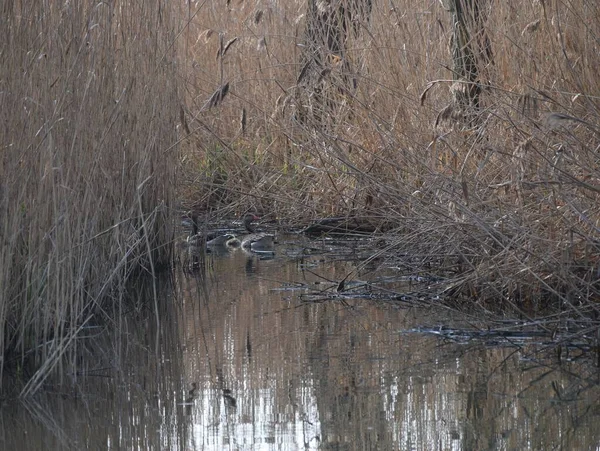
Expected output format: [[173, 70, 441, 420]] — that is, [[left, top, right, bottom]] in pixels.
[[0, 1, 180, 395]]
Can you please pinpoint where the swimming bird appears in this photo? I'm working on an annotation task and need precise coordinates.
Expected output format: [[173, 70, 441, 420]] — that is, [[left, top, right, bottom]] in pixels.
[[236, 213, 275, 252], [206, 233, 236, 247], [184, 212, 236, 249]]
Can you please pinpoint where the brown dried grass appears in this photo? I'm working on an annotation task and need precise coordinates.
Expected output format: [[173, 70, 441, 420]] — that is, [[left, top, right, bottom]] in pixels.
[[178, 0, 600, 314], [0, 1, 180, 394]]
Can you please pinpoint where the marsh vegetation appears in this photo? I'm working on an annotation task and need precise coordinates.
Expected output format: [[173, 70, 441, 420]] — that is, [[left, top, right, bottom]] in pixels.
[[0, 1, 179, 395], [1, 0, 600, 395], [180, 0, 600, 351]]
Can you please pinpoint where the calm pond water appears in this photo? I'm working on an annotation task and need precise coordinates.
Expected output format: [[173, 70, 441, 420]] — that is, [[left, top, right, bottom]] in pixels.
[[2, 234, 600, 450]]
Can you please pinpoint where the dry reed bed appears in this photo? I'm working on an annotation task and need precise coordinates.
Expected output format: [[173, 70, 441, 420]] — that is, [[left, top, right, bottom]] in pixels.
[[0, 2, 179, 395], [180, 1, 600, 315]]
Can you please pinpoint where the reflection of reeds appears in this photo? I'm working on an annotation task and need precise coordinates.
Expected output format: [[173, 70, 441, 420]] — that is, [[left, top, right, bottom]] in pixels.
[[186, 382, 198, 403], [223, 389, 237, 409]]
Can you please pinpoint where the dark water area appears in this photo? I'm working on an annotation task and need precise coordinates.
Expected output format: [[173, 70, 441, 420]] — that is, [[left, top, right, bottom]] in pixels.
[[2, 235, 600, 450]]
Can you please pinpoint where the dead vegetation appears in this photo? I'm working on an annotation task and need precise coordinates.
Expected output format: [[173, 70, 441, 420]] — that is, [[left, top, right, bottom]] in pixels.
[[0, 1, 180, 394], [2, 0, 599, 395], [178, 0, 600, 318]]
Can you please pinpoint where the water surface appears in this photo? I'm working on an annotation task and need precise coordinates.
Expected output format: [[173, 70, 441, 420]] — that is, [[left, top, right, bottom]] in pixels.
[[2, 235, 599, 450]]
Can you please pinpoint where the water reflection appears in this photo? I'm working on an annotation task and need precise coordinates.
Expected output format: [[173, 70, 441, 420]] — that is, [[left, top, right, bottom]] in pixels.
[[2, 236, 600, 450]]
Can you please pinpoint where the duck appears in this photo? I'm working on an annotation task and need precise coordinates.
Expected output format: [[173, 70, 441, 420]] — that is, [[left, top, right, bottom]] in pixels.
[[184, 212, 237, 249], [247, 234, 275, 252], [206, 233, 236, 247], [228, 213, 275, 252]]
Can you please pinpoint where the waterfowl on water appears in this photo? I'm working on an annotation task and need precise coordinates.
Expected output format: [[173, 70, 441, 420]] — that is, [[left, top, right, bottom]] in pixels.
[[182, 212, 274, 252], [248, 234, 275, 252], [183, 212, 236, 249], [206, 233, 236, 247], [237, 213, 275, 252]]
